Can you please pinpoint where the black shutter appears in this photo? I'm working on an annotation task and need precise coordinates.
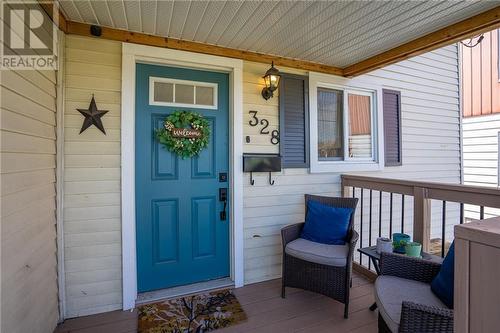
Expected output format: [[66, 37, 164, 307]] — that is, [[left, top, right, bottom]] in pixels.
[[279, 74, 309, 168], [383, 89, 402, 166]]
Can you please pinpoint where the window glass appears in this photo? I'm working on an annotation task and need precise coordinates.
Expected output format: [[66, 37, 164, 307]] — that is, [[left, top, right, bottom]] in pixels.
[[154, 82, 173, 103], [175, 84, 194, 104], [195, 86, 214, 106], [348, 93, 372, 159], [317, 88, 343, 160], [150, 78, 218, 109]]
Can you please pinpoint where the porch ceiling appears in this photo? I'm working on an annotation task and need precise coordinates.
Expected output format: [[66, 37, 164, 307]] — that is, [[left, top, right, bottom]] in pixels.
[[57, 1, 500, 75]]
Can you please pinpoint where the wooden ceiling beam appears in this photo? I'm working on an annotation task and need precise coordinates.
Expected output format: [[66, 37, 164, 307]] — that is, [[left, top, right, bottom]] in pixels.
[[343, 5, 500, 77], [65, 21, 344, 76], [38, 0, 67, 33]]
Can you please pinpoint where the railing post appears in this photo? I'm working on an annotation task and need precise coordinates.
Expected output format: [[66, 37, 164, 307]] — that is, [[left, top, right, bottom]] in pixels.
[[341, 176, 349, 198], [413, 187, 431, 251]]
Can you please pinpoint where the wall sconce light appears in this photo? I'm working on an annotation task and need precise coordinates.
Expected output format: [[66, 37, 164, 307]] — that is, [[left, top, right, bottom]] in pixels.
[[261, 61, 281, 100]]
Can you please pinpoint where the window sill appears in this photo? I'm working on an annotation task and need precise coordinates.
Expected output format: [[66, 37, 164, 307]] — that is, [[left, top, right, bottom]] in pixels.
[[310, 160, 382, 173]]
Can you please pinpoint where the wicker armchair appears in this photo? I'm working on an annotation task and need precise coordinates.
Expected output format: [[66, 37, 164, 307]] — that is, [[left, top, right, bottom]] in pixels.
[[376, 252, 454, 333], [281, 195, 359, 319]]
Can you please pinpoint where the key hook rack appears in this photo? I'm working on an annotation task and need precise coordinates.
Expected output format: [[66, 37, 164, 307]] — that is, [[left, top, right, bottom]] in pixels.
[[250, 171, 275, 185], [243, 154, 281, 186]]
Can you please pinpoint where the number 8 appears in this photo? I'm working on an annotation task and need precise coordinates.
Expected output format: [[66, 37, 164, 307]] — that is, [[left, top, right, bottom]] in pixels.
[[271, 130, 279, 145]]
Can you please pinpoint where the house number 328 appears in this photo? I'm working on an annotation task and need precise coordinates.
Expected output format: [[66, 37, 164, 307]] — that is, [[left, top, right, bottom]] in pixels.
[[248, 110, 279, 145]]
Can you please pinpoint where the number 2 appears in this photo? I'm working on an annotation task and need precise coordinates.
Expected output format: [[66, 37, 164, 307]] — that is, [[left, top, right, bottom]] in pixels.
[[260, 119, 269, 134]]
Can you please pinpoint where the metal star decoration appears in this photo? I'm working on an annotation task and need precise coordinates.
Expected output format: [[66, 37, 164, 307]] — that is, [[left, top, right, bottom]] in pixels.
[[77, 95, 108, 134]]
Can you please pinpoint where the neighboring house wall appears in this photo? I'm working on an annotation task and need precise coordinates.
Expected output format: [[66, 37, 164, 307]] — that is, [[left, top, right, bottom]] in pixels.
[[463, 114, 500, 188], [461, 29, 500, 219], [63, 35, 122, 318], [462, 114, 500, 219], [60, 36, 460, 311], [0, 7, 59, 333], [462, 29, 500, 117]]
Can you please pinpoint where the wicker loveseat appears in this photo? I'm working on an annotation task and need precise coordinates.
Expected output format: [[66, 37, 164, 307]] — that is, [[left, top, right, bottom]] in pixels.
[[376, 252, 454, 333], [280, 195, 359, 318]]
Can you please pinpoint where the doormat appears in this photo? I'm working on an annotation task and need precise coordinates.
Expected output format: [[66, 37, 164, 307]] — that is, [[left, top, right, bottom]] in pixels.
[[138, 288, 247, 333]]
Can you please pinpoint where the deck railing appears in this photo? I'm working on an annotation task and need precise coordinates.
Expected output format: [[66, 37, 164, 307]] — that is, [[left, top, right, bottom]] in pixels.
[[341, 175, 500, 271]]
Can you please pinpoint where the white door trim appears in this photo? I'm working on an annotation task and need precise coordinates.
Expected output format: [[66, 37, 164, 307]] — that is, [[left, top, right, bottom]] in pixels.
[[121, 43, 244, 310]]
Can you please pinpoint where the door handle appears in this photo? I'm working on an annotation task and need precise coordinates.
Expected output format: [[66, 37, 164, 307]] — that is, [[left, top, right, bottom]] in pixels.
[[219, 188, 227, 202], [219, 188, 227, 221], [220, 200, 227, 221]]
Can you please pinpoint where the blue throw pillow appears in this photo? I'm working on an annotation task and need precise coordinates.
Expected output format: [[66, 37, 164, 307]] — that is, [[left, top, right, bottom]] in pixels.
[[431, 241, 455, 308], [300, 200, 354, 245]]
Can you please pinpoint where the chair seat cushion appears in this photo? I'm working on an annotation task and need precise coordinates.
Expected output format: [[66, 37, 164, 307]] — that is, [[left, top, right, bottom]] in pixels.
[[285, 238, 349, 267], [375, 275, 447, 333]]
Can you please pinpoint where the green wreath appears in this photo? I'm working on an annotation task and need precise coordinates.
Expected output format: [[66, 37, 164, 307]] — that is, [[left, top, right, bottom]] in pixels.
[[155, 111, 210, 158]]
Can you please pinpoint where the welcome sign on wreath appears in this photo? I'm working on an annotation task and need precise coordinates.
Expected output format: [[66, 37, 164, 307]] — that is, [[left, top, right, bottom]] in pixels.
[[155, 111, 210, 158]]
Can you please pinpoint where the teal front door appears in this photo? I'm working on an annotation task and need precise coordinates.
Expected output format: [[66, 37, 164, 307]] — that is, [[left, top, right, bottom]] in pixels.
[[135, 63, 229, 292]]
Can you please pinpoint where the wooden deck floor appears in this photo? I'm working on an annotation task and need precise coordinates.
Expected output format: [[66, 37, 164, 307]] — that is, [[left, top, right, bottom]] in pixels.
[[55, 272, 377, 333]]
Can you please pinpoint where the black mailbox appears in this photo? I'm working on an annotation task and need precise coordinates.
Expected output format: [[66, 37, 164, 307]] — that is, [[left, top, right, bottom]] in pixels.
[[243, 154, 281, 172], [243, 154, 281, 185]]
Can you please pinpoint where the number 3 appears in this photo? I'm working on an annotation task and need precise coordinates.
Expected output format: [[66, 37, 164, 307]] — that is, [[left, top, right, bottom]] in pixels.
[[248, 110, 258, 126]]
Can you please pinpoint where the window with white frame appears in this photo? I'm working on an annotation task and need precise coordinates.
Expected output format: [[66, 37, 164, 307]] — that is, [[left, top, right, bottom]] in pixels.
[[309, 73, 383, 173], [149, 77, 218, 109], [317, 87, 375, 161]]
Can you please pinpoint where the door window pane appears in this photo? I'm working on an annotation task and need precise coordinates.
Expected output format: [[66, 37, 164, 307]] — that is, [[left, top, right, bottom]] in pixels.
[[150, 78, 217, 109], [154, 82, 173, 103], [348, 93, 372, 159], [318, 88, 343, 160], [196, 86, 214, 106], [175, 84, 195, 104]]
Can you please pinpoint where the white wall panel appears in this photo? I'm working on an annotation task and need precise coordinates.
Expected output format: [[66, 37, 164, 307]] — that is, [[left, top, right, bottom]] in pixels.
[[62, 35, 122, 318], [0, 4, 58, 332], [463, 114, 500, 220]]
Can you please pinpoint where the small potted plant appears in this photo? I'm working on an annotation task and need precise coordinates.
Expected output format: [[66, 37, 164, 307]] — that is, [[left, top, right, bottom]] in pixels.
[[392, 233, 411, 254], [405, 242, 422, 258]]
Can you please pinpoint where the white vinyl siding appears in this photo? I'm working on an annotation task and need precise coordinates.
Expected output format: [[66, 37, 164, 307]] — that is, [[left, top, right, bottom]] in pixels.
[[242, 62, 283, 154], [242, 45, 461, 283], [462, 114, 500, 220], [0, 7, 59, 333], [63, 35, 122, 318]]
